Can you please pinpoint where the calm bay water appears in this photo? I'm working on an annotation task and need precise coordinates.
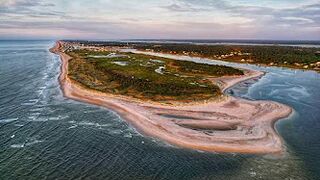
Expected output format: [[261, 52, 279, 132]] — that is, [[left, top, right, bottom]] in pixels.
[[0, 40, 319, 179]]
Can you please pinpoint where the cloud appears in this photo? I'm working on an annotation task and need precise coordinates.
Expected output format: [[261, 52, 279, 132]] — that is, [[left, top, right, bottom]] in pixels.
[[170, 0, 320, 27], [162, 3, 194, 12], [0, 0, 60, 17], [161, 2, 208, 12], [0, 0, 319, 40], [0, 0, 54, 8], [281, 17, 314, 24]]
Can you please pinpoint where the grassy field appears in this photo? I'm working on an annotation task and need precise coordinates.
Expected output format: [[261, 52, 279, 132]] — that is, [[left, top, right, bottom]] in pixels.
[[66, 49, 243, 102]]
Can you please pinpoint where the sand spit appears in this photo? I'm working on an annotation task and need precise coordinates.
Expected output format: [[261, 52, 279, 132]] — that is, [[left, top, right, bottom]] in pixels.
[[50, 41, 292, 154]]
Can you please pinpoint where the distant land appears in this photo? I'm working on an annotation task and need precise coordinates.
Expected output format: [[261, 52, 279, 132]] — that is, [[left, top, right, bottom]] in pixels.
[[60, 39, 320, 46], [65, 40, 320, 72]]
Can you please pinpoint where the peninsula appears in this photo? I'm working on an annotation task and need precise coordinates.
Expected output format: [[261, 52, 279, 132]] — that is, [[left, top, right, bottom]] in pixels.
[[50, 41, 292, 154]]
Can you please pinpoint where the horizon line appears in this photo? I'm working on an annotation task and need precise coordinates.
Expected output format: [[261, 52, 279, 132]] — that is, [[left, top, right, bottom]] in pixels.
[[1, 38, 320, 42]]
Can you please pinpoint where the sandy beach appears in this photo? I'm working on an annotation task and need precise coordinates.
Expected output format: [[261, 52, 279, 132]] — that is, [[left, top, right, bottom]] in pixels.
[[50, 41, 292, 154]]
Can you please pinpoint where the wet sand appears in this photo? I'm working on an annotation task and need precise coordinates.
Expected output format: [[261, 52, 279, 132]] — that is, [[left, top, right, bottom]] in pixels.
[[50, 41, 292, 154]]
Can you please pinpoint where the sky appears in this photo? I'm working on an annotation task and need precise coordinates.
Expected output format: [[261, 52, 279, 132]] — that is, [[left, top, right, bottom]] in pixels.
[[0, 0, 319, 40]]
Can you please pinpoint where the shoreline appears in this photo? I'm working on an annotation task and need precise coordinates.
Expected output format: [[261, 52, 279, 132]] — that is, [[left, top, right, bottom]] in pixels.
[[50, 41, 292, 154]]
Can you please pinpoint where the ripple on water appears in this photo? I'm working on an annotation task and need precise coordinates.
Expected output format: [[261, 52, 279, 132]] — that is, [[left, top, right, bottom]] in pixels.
[[286, 86, 310, 99]]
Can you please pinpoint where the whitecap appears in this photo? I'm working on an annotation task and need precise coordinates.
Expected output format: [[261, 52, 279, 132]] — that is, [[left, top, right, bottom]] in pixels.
[[10, 144, 25, 148], [28, 116, 37, 120], [36, 90, 44, 95], [21, 99, 39, 106], [28, 119, 48, 122], [83, 110, 103, 114], [78, 122, 95, 126], [0, 118, 19, 123], [123, 133, 132, 138], [68, 125, 78, 129], [30, 112, 41, 116], [29, 99, 39, 103], [78, 121, 110, 127], [48, 117, 60, 121], [10, 140, 43, 148], [21, 102, 36, 106], [109, 129, 123, 135], [14, 124, 24, 127], [26, 140, 43, 145], [48, 115, 69, 121], [249, 170, 257, 177], [29, 108, 45, 112]]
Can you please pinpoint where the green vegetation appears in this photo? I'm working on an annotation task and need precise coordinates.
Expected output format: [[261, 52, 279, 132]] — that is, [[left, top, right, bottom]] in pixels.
[[68, 41, 320, 71], [169, 60, 243, 76], [67, 49, 243, 102], [134, 44, 320, 71]]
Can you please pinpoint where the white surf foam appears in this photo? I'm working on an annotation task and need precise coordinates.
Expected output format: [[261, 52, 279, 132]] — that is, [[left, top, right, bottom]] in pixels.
[[68, 125, 78, 129], [0, 117, 19, 123], [10, 139, 43, 148]]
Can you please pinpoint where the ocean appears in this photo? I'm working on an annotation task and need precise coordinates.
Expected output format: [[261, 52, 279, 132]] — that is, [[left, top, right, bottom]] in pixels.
[[0, 40, 319, 179]]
